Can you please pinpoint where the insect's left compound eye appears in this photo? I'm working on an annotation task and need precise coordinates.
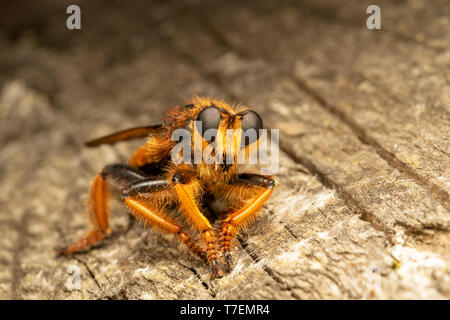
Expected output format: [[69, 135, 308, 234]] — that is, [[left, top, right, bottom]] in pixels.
[[196, 106, 221, 142], [240, 110, 263, 146]]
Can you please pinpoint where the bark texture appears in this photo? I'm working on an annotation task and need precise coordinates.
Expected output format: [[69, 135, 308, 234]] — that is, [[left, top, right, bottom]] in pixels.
[[0, 0, 448, 299]]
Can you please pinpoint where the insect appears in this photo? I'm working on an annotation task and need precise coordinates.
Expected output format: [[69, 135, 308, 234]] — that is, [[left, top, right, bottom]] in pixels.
[[59, 96, 275, 278]]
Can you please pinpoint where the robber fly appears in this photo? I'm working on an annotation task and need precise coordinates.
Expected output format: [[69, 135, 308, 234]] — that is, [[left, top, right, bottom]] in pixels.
[[59, 96, 275, 278]]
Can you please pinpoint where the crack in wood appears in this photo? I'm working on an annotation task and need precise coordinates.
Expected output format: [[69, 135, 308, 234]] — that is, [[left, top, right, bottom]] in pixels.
[[292, 77, 450, 213], [284, 225, 299, 240], [396, 221, 450, 237], [237, 236, 301, 299], [73, 256, 102, 292], [278, 142, 393, 242], [179, 263, 217, 298]]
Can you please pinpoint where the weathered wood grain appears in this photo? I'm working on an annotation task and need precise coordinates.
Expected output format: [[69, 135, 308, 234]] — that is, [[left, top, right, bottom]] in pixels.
[[0, 0, 448, 299], [188, 0, 450, 207]]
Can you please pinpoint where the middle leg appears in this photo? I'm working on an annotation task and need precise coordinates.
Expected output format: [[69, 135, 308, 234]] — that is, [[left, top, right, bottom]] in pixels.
[[120, 174, 207, 261]]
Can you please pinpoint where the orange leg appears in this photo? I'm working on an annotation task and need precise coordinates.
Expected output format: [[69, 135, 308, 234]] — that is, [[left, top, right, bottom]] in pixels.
[[59, 173, 111, 254], [119, 171, 208, 261], [124, 198, 206, 260], [220, 174, 274, 269], [59, 164, 207, 261], [172, 171, 224, 278], [59, 165, 147, 255]]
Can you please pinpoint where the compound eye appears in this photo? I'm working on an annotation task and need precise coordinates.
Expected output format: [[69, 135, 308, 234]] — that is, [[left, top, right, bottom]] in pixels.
[[196, 106, 221, 142], [240, 110, 263, 146]]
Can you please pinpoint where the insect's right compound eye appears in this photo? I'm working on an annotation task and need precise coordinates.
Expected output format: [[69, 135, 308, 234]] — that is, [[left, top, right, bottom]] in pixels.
[[196, 106, 221, 142]]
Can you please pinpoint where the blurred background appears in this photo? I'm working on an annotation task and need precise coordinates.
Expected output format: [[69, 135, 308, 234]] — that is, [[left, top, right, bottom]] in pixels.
[[0, 0, 448, 299]]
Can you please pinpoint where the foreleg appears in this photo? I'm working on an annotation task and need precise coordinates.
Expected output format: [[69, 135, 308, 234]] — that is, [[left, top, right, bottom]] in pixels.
[[219, 174, 275, 269], [170, 167, 224, 278]]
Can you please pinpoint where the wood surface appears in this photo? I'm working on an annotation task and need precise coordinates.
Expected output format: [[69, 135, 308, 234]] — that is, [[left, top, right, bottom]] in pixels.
[[0, 0, 448, 299]]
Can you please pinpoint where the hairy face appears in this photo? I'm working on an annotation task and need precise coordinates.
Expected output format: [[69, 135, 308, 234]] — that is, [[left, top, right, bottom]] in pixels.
[[194, 103, 263, 172]]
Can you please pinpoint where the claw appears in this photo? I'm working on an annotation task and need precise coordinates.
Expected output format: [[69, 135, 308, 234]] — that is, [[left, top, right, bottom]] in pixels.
[[209, 260, 224, 279], [223, 251, 233, 271], [54, 246, 67, 256]]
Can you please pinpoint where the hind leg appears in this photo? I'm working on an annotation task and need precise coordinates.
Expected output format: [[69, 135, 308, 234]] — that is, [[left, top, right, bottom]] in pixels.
[[59, 165, 207, 261], [58, 164, 147, 255]]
